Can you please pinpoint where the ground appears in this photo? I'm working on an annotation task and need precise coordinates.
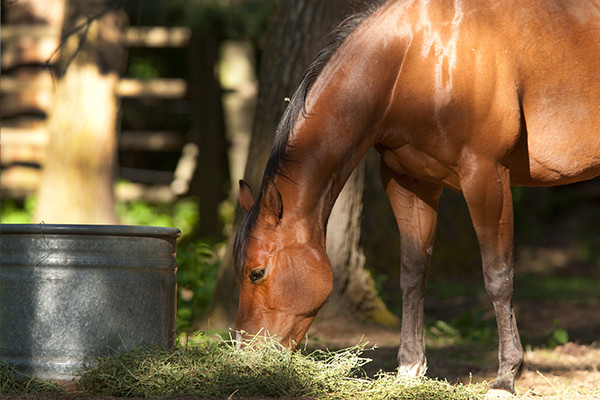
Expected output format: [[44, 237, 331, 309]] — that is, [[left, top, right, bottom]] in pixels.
[[3, 308, 598, 400], [309, 316, 600, 400]]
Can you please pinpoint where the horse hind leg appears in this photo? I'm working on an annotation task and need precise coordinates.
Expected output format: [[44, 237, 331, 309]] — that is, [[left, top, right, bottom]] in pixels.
[[381, 165, 442, 377], [461, 159, 524, 393]]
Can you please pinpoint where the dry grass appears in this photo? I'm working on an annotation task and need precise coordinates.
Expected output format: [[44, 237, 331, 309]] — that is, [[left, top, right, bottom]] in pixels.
[[76, 332, 486, 399], [0, 362, 65, 395]]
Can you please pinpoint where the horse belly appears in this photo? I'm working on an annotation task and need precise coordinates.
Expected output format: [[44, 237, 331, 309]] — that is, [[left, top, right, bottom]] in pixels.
[[508, 0, 600, 185], [511, 146, 600, 187], [511, 68, 600, 185], [509, 116, 600, 186]]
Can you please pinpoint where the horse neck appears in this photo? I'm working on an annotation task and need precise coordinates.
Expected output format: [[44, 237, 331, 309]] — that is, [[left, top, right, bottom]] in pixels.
[[269, 10, 403, 243], [272, 111, 375, 243]]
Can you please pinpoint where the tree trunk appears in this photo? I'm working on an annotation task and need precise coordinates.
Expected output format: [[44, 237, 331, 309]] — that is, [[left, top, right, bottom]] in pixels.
[[324, 160, 399, 326], [34, 0, 125, 224], [187, 32, 229, 239], [242, 1, 345, 190], [199, 0, 397, 330]]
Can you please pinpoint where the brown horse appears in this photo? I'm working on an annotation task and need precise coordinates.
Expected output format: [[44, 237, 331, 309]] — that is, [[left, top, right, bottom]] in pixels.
[[234, 0, 600, 393]]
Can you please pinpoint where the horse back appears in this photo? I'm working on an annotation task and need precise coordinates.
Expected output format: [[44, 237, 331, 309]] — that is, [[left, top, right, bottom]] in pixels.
[[364, 0, 600, 187]]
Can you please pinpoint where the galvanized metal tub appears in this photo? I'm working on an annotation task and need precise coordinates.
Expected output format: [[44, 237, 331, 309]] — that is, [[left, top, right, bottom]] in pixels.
[[0, 224, 180, 381]]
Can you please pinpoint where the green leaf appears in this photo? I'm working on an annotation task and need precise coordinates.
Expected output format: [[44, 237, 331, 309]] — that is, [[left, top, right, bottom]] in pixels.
[[552, 328, 569, 345]]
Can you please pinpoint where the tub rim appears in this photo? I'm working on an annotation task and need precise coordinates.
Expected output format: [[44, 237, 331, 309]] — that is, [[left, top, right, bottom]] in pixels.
[[0, 223, 181, 239]]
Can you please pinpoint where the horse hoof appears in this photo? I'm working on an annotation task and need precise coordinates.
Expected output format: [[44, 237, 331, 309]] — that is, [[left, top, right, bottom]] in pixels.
[[484, 388, 515, 399]]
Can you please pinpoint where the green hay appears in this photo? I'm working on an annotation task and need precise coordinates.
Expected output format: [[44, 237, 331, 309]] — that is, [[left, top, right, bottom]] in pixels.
[[79, 333, 486, 399]]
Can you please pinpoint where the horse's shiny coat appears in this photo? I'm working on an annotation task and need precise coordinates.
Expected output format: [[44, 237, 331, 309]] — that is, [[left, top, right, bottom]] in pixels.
[[234, 0, 600, 393]]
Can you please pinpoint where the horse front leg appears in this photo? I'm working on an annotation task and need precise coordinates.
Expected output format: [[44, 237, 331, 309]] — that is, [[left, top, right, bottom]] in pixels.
[[381, 165, 442, 377], [461, 160, 523, 393]]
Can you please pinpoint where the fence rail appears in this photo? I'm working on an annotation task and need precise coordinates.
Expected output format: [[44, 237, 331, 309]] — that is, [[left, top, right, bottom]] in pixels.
[[1, 77, 188, 98], [1, 25, 191, 47], [117, 78, 187, 98], [0, 25, 61, 40], [122, 27, 191, 47]]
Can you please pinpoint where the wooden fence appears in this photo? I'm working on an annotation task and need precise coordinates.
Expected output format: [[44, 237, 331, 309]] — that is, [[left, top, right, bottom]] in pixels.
[[1, 25, 198, 202]]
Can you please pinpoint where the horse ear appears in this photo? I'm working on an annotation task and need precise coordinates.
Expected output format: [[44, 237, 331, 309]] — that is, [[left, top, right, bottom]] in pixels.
[[239, 180, 255, 212], [261, 176, 283, 223]]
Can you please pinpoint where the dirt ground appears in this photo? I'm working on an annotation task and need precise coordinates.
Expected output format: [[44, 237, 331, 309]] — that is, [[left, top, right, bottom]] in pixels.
[[309, 317, 600, 400]]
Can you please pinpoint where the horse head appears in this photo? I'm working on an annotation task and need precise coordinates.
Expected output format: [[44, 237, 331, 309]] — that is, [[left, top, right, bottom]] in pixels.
[[233, 177, 333, 349]]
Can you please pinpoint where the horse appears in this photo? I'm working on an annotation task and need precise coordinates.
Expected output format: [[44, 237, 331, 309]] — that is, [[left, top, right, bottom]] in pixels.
[[233, 0, 600, 393]]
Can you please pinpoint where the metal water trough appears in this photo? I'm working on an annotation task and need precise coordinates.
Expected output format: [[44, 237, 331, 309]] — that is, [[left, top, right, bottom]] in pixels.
[[0, 224, 180, 381]]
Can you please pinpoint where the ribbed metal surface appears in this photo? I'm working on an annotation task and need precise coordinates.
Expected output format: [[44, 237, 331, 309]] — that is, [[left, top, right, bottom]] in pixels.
[[0, 224, 180, 381]]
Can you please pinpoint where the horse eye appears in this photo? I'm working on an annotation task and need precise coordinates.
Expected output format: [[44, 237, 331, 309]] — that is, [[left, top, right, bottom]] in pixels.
[[249, 268, 266, 283]]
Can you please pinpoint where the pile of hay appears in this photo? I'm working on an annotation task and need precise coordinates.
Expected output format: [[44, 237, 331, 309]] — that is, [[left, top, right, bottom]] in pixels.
[[79, 333, 485, 399], [0, 361, 65, 395]]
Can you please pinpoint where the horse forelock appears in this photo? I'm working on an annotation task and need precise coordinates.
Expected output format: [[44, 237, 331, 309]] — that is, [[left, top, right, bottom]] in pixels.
[[234, 0, 388, 278]]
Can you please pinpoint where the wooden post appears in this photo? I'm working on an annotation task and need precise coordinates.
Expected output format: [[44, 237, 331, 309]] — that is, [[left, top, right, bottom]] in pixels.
[[187, 31, 229, 239]]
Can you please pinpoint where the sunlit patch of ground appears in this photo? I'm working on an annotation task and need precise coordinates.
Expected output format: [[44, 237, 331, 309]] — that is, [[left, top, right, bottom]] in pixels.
[[308, 320, 600, 400]]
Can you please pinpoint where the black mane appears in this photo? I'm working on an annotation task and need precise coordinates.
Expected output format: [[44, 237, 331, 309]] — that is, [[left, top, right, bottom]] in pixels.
[[233, 1, 387, 277]]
